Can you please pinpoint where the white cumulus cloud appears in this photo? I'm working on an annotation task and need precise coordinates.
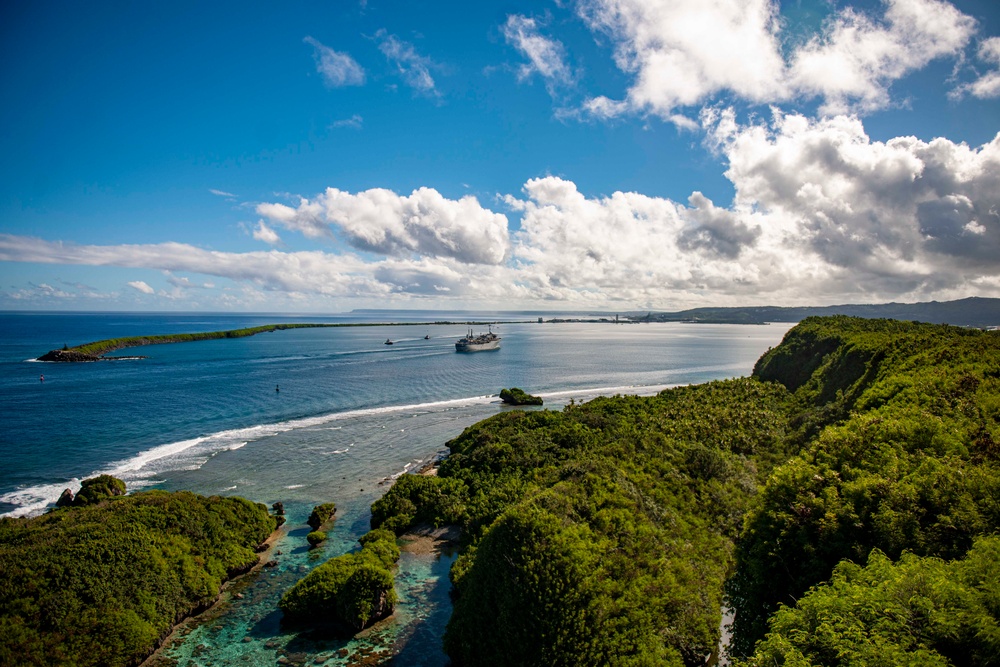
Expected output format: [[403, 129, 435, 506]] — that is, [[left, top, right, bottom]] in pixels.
[[257, 187, 510, 265], [506, 176, 771, 304], [955, 36, 1000, 99], [712, 108, 1000, 292], [578, 0, 788, 117], [577, 0, 976, 118], [789, 0, 977, 113]]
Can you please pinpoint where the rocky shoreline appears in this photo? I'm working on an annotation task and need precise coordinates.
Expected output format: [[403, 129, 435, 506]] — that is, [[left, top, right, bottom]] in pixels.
[[37, 349, 147, 362]]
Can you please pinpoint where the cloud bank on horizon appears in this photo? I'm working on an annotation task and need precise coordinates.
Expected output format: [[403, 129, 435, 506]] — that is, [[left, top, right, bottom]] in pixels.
[[1, 0, 998, 312]]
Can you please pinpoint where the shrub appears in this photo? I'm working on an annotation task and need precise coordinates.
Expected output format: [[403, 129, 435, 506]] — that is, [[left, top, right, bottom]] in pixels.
[[73, 474, 126, 506], [0, 486, 277, 667]]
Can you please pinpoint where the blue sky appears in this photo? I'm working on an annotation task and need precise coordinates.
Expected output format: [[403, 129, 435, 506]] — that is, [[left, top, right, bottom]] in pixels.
[[1, 0, 998, 312]]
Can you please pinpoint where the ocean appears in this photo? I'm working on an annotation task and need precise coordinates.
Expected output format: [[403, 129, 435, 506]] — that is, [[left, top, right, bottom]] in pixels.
[[0, 311, 793, 666]]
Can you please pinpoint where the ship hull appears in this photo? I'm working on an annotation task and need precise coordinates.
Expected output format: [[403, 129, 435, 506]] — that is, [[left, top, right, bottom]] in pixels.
[[455, 340, 500, 352], [455, 340, 501, 352]]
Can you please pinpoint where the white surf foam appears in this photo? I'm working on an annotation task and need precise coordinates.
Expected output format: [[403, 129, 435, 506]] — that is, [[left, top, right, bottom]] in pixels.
[[0, 394, 494, 517], [0, 385, 689, 518]]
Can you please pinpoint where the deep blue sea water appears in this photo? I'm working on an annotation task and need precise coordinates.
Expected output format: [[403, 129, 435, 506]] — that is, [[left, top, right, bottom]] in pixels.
[[0, 311, 793, 666]]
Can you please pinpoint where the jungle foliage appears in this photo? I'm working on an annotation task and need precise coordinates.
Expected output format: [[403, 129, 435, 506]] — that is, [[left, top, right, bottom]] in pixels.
[[743, 536, 1000, 666], [371, 377, 791, 665], [731, 317, 1000, 658], [0, 480, 277, 667], [278, 528, 400, 632], [499, 387, 544, 405], [367, 316, 1000, 666]]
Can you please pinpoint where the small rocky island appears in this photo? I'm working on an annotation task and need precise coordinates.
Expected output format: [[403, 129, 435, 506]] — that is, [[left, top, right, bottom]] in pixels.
[[499, 387, 544, 405], [279, 528, 400, 632]]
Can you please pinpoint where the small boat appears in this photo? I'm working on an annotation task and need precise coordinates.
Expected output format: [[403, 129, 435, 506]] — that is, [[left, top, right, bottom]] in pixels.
[[424, 335, 431, 340], [384, 339, 393, 345]]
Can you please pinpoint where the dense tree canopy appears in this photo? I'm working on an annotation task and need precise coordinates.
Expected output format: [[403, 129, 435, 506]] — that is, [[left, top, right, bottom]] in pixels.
[[364, 316, 1000, 666], [0, 481, 277, 667], [279, 528, 400, 632], [731, 317, 1000, 657]]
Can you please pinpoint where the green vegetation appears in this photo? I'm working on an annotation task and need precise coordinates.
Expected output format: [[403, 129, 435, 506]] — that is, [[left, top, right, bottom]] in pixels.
[[279, 528, 400, 632], [744, 537, 1000, 666], [367, 378, 790, 665], [730, 317, 1000, 658], [306, 531, 328, 546], [40, 323, 340, 360], [371, 473, 469, 535], [359, 315, 1000, 666], [499, 387, 544, 406], [307, 502, 337, 530], [0, 478, 277, 667], [72, 474, 126, 505]]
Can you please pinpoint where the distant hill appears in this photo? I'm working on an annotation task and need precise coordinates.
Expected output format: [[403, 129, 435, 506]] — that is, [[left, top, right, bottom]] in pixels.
[[631, 297, 1000, 327]]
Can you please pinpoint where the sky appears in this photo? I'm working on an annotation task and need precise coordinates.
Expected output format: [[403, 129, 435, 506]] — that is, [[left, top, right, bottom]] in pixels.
[[1, 0, 999, 313]]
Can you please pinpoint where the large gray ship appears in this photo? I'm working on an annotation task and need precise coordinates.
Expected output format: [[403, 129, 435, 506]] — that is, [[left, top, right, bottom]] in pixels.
[[455, 327, 500, 352]]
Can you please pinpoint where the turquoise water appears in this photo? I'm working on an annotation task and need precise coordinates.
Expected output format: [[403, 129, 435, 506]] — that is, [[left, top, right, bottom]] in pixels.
[[0, 311, 793, 665]]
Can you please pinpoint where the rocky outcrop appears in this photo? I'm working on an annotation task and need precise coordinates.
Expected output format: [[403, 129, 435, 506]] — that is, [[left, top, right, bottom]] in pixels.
[[279, 528, 399, 633], [73, 475, 126, 506], [307, 502, 337, 530], [499, 387, 544, 406], [37, 349, 101, 362], [56, 489, 74, 507]]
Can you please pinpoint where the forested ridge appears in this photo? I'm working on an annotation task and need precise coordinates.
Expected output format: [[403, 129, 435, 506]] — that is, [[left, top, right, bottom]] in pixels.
[[365, 316, 1000, 665]]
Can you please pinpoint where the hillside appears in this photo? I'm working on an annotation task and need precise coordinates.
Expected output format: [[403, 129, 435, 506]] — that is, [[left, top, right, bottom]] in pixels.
[[363, 316, 1000, 665], [634, 296, 1000, 327]]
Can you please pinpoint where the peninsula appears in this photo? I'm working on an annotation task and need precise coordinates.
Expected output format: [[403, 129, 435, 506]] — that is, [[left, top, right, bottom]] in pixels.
[[35, 320, 530, 362]]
